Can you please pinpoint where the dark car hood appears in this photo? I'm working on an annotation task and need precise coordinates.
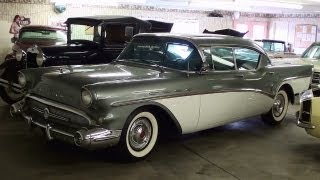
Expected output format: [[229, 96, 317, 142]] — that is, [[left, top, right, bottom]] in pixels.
[[31, 63, 162, 107]]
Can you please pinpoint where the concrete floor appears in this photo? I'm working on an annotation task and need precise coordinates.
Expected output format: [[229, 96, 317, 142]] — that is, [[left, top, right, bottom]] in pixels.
[[0, 101, 319, 180]]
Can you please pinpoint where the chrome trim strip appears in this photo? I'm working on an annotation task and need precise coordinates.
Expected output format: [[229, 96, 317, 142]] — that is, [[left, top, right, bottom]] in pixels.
[[110, 88, 274, 107], [26, 95, 92, 125], [283, 76, 310, 81]]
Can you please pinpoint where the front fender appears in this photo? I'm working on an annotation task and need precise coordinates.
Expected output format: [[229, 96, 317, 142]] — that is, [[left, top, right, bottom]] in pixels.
[[20, 66, 64, 89]]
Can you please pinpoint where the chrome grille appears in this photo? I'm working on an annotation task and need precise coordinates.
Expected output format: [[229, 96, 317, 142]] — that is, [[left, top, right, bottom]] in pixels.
[[26, 98, 90, 128], [300, 100, 311, 123], [312, 72, 320, 84]]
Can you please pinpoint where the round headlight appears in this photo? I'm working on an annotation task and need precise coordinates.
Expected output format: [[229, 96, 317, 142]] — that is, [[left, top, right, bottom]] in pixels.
[[16, 49, 24, 61], [36, 54, 45, 67], [81, 89, 93, 106], [18, 72, 26, 87]]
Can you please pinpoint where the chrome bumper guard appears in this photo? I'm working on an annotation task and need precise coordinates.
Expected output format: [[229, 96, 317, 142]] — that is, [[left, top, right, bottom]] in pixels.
[[21, 113, 121, 150], [297, 119, 315, 129], [0, 78, 24, 93]]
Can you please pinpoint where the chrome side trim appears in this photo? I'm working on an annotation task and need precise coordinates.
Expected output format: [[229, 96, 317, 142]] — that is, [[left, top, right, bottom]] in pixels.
[[110, 88, 274, 107], [26, 95, 93, 125]]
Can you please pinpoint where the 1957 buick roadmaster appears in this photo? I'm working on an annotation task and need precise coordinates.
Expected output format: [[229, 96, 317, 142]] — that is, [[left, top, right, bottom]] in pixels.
[[12, 33, 312, 160]]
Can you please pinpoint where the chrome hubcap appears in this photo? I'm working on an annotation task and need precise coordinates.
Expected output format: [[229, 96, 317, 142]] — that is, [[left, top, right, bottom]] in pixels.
[[129, 118, 152, 151], [273, 94, 285, 117]]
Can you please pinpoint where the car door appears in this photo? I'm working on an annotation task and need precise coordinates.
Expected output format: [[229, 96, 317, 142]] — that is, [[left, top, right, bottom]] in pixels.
[[233, 47, 274, 117], [196, 46, 254, 131]]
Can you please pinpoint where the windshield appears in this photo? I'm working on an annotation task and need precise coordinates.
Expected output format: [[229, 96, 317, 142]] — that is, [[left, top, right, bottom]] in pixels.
[[261, 41, 285, 52], [70, 24, 101, 43], [118, 37, 202, 71], [303, 45, 320, 59], [19, 30, 66, 42]]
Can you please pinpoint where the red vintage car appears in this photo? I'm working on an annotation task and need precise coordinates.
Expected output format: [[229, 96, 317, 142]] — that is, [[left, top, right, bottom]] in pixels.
[[0, 25, 67, 104]]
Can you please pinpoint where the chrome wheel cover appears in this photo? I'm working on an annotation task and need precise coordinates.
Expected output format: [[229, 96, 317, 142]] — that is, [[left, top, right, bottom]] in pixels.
[[128, 117, 152, 151], [272, 93, 285, 117]]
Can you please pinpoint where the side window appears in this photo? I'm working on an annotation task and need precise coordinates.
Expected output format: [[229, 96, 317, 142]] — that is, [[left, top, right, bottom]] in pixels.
[[234, 48, 260, 71], [202, 47, 235, 71], [164, 43, 202, 71], [303, 45, 320, 59]]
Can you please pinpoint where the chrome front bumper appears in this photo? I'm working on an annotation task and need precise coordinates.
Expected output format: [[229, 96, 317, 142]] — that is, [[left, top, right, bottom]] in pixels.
[[12, 98, 122, 150], [297, 119, 315, 129], [22, 113, 121, 149]]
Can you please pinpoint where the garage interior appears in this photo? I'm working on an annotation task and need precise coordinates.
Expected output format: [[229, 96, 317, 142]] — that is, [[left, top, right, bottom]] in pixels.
[[0, 0, 320, 179]]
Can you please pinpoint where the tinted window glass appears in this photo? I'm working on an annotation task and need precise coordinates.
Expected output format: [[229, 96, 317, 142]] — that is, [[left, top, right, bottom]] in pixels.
[[234, 48, 260, 70], [201, 47, 235, 71], [303, 45, 320, 59]]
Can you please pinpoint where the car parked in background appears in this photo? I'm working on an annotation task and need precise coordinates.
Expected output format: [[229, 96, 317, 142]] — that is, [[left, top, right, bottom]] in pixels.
[[0, 16, 173, 104], [255, 39, 296, 58], [12, 33, 312, 160], [297, 88, 320, 138], [0, 25, 67, 104], [271, 42, 320, 88]]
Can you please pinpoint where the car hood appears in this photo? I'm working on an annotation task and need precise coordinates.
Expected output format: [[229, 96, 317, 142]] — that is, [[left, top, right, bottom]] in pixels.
[[30, 63, 163, 107]]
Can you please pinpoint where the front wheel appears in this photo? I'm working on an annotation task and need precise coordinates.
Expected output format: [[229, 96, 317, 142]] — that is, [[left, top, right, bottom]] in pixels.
[[261, 90, 289, 126], [118, 109, 159, 161]]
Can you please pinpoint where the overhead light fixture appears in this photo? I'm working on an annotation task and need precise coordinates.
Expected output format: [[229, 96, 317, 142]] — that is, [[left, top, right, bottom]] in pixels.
[[189, 1, 252, 11], [234, 0, 303, 10]]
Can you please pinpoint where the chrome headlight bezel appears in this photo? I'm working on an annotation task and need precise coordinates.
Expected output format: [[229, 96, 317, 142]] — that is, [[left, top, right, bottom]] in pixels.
[[17, 72, 26, 87], [81, 88, 93, 107], [300, 89, 314, 103], [36, 53, 46, 67], [15, 49, 25, 61]]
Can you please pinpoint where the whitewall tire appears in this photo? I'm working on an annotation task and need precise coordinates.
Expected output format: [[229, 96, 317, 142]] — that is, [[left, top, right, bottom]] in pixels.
[[119, 110, 158, 160], [261, 90, 289, 126]]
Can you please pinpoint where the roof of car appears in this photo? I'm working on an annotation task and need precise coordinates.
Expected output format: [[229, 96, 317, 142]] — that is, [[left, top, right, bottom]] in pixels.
[[255, 39, 285, 43], [20, 25, 66, 31], [65, 15, 151, 28], [135, 33, 266, 54]]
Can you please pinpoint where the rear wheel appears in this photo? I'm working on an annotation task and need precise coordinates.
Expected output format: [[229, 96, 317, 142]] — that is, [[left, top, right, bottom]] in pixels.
[[118, 109, 158, 161], [261, 90, 289, 126]]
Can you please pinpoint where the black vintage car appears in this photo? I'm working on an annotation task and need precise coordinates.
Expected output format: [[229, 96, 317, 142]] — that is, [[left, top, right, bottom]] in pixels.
[[0, 16, 173, 104]]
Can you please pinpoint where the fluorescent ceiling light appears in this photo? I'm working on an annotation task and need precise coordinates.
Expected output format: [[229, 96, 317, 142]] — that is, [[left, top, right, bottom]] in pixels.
[[234, 0, 303, 9], [190, 1, 252, 11]]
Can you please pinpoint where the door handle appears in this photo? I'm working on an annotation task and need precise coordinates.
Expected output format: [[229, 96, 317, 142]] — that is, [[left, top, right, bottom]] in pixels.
[[267, 72, 275, 75], [234, 74, 244, 78]]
